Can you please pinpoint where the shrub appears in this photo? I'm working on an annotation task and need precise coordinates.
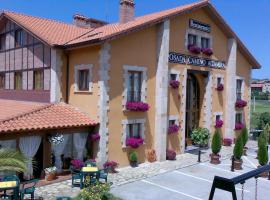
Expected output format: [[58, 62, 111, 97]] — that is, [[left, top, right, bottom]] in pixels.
[[129, 151, 138, 162], [262, 124, 270, 142], [257, 112, 270, 130], [191, 128, 210, 147], [257, 134, 269, 166], [241, 126, 248, 147], [233, 136, 243, 160], [211, 129, 222, 154], [166, 149, 176, 160]]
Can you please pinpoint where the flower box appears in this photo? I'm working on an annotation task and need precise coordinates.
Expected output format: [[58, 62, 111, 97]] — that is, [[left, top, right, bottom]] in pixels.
[[235, 123, 245, 130], [168, 124, 180, 134], [235, 99, 247, 108], [126, 138, 144, 149], [125, 102, 149, 112], [201, 48, 213, 56], [216, 84, 224, 91], [223, 138, 232, 146], [166, 149, 176, 160], [188, 44, 201, 54], [215, 119, 223, 128], [169, 80, 180, 89], [89, 133, 100, 142]]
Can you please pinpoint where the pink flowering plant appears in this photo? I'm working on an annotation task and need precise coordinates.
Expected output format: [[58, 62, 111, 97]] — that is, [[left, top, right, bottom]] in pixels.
[[126, 101, 149, 112], [103, 161, 118, 173], [126, 138, 144, 149], [166, 149, 176, 160], [216, 84, 224, 91], [223, 138, 233, 146], [235, 123, 245, 130], [201, 48, 213, 56], [215, 119, 223, 128], [168, 124, 180, 134], [71, 159, 84, 169], [235, 99, 247, 108], [169, 80, 180, 89], [89, 133, 100, 142], [188, 44, 201, 54]]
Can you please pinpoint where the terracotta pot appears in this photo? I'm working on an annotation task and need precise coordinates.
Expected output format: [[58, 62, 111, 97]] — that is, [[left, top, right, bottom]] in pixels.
[[210, 153, 221, 165], [243, 147, 248, 156], [45, 172, 56, 181], [258, 165, 269, 178], [186, 138, 193, 146], [234, 159, 243, 170]]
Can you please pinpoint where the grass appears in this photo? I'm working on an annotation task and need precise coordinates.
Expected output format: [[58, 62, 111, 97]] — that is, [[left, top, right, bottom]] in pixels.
[[251, 100, 270, 129]]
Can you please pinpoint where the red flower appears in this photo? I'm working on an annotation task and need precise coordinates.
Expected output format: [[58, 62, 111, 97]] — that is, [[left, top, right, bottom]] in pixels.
[[188, 44, 201, 54], [89, 133, 100, 142], [126, 138, 144, 148], [223, 138, 232, 146], [166, 149, 176, 160], [168, 124, 180, 134], [215, 120, 223, 128], [126, 102, 150, 112], [103, 161, 118, 169], [235, 99, 247, 108], [201, 48, 213, 56], [169, 80, 180, 89], [216, 84, 224, 91], [235, 123, 245, 130]]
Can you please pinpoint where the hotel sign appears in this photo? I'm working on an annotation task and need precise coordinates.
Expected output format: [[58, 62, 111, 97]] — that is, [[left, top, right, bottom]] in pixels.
[[189, 19, 211, 33], [168, 52, 225, 69]]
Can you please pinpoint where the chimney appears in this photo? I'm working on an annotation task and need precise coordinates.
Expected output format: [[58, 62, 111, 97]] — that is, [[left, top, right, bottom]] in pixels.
[[119, 0, 135, 23], [73, 13, 107, 29]]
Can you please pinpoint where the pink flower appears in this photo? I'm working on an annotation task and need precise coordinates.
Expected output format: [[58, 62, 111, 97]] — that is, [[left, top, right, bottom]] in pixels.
[[188, 44, 201, 54], [71, 159, 84, 169], [89, 133, 100, 142], [169, 80, 180, 89], [216, 84, 224, 91], [126, 138, 144, 148], [235, 99, 247, 108], [235, 123, 245, 130], [215, 120, 223, 128], [223, 138, 233, 146], [103, 161, 118, 169], [126, 102, 150, 112], [168, 124, 180, 134], [201, 48, 213, 56]]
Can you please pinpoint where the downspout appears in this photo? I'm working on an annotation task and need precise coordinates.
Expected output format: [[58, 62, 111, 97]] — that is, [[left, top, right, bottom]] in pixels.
[[65, 53, 70, 103]]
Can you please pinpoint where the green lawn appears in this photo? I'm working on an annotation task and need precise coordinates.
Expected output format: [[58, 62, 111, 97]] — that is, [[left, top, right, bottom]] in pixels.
[[251, 100, 270, 129]]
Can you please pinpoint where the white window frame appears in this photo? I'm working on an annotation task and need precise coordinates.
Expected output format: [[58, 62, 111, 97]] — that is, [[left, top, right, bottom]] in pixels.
[[215, 74, 224, 88], [236, 76, 245, 100], [185, 29, 213, 49], [122, 65, 147, 107], [121, 118, 146, 148], [74, 64, 93, 93], [169, 69, 181, 82], [213, 112, 223, 122], [168, 115, 179, 126], [235, 111, 244, 124]]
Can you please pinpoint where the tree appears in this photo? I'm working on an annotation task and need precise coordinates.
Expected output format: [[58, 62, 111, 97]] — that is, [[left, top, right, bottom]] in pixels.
[[262, 124, 270, 143], [258, 112, 270, 130], [241, 126, 249, 147], [211, 129, 222, 154], [0, 148, 28, 173], [257, 134, 269, 166], [233, 136, 243, 160]]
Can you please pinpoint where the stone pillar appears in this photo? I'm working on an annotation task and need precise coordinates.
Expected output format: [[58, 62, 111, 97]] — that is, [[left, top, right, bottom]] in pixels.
[[225, 38, 237, 139], [180, 68, 187, 153], [155, 20, 170, 161], [97, 42, 111, 167], [50, 49, 62, 103], [203, 72, 213, 131]]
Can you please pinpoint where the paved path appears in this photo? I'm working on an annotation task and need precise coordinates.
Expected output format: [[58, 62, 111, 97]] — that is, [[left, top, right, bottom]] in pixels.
[[34, 141, 258, 200]]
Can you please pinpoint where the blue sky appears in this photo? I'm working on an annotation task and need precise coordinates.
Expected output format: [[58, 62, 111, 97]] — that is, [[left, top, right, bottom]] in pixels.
[[1, 0, 269, 79]]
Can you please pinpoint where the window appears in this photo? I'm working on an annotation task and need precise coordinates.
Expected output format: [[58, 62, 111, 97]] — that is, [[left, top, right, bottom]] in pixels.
[[201, 37, 210, 49], [78, 69, 89, 91], [15, 29, 23, 47], [170, 74, 177, 81], [0, 34, 5, 50], [216, 115, 221, 121], [14, 72, 22, 90], [127, 123, 142, 139], [236, 79, 243, 100], [217, 77, 222, 85], [34, 70, 43, 90], [169, 119, 176, 126], [235, 113, 243, 124], [188, 34, 197, 46], [0, 73, 5, 89], [127, 71, 142, 102]]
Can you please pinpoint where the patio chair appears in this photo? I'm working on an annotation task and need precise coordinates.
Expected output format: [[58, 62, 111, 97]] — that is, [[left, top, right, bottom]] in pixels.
[[71, 172, 83, 189], [20, 179, 39, 200], [98, 169, 108, 183], [85, 161, 97, 167], [2, 175, 20, 200]]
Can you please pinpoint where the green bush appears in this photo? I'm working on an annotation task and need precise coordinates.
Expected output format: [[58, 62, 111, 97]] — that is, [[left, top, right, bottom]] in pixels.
[[129, 151, 138, 162], [74, 182, 121, 200], [191, 128, 210, 147], [241, 126, 248, 147], [233, 136, 243, 160], [257, 134, 269, 166], [258, 112, 270, 130], [262, 124, 270, 142], [211, 129, 222, 154]]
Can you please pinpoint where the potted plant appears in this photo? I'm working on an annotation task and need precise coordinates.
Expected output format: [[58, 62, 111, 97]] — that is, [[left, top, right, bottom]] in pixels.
[[166, 149, 176, 160], [215, 119, 223, 129], [191, 128, 210, 148], [169, 80, 180, 89], [146, 149, 157, 163], [168, 124, 180, 134], [125, 102, 150, 112], [103, 161, 118, 173], [71, 159, 84, 172], [201, 48, 213, 56], [129, 151, 138, 167], [235, 99, 247, 109], [223, 138, 233, 146], [216, 83, 224, 92], [210, 129, 222, 164], [257, 134, 269, 177], [241, 126, 249, 156], [235, 123, 245, 131], [233, 136, 244, 170], [44, 166, 57, 181], [126, 138, 144, 148]]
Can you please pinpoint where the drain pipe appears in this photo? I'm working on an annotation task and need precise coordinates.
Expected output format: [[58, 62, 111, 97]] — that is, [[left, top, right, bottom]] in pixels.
[[65, 53, 70, 103]]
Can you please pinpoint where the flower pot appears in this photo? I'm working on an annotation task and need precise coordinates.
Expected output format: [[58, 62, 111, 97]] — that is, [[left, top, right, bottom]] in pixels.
[[186, 138, 193, 146], [243, 147, 248, 156], [210, 153, 221, 165], [257, 165, 269, 178], [45, 172, 56, 181], [130, 161, 138, 168], [233, 159, 243, 170]]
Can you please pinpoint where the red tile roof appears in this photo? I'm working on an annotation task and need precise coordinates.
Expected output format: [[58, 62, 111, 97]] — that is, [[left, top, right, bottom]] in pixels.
[[251, 84, 263, 88], [0, 100, 97, 134]]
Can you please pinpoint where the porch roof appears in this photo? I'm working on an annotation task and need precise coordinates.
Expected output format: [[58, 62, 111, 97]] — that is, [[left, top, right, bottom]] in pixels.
[[0, 100, 97, 134]]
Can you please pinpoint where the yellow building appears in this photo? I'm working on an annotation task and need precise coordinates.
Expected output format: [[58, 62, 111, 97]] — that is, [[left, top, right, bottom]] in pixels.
[[0, 0, 261, 171]]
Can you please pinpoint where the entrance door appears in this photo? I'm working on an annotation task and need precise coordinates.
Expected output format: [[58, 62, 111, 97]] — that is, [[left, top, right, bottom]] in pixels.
[[33, 140, 43, 178], [185, 74, 200, 146]]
